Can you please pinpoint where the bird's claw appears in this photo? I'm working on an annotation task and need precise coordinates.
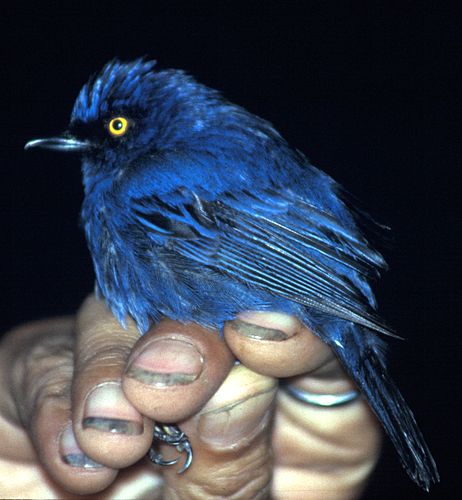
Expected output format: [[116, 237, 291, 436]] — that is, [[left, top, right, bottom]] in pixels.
[[149, 423, 193, 474]]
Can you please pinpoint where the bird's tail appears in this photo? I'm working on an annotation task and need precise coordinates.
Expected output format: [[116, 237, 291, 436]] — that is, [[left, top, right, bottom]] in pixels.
[[319, 322, 439, 491]]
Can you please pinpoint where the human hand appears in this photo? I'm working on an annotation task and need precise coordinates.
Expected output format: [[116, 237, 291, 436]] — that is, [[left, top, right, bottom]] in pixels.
[[0, 296, 381, 498]]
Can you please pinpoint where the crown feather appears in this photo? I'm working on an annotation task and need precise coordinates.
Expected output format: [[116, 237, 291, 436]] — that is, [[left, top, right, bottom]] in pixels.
[[71, 58, 157, 122]]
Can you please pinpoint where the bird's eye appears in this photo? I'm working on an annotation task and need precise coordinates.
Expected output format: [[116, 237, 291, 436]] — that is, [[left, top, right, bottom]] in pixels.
[[108, 117, 129, 137]]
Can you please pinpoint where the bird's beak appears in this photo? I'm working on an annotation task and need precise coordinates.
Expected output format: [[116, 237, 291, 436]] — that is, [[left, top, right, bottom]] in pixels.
[[24, 136, 91, 153]]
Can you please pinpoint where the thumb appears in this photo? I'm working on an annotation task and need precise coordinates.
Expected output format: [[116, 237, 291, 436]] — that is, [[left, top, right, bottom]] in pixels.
[[162, 365, 277, 499]]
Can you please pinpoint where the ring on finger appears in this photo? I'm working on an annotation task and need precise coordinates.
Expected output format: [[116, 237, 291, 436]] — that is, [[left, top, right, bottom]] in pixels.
[[282, 382, 361, 407]]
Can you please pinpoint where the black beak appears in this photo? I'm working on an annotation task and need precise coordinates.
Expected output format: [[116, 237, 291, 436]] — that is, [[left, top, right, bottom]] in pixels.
[[24, 136, 91, 152]]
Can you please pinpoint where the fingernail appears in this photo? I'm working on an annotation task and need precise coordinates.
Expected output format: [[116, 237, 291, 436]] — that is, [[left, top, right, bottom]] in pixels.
[[82, 382, 143, 435], [126, 338, 203, 386], [198, 391, 274, 447], [230, 312, 300, 340], [60, 424, 104, 469]]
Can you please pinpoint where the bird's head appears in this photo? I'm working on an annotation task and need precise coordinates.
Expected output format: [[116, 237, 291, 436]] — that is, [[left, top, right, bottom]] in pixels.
[[26, 58, 284, 192], [25, 58, 224, 177]]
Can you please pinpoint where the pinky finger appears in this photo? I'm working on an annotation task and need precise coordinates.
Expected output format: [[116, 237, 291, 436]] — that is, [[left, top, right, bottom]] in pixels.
[[5, 318, 118, 495]]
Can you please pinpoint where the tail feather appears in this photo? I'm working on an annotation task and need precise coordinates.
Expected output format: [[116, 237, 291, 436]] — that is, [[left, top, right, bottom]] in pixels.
[[322, 323, 439, 491]]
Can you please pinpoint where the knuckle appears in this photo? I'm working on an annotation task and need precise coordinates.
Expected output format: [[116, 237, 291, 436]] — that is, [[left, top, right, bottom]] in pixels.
[[75, 336, 133, 370], [15, 335, 72, 393]]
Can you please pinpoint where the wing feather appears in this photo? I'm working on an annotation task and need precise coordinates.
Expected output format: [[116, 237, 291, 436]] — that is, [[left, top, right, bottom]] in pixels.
[[130, 188, 396, 337]]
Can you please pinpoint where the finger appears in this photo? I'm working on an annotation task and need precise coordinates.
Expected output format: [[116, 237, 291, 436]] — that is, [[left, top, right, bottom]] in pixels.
[[0, 318, 117, 495], [272, 374, 382, 498], [72, 296, 154, 469], [122, 319, 235, 423], [224, 311, 334, 377], [73, 295, 234, 470], [161, 365, 277, 499], [224, 311, 382, 497]]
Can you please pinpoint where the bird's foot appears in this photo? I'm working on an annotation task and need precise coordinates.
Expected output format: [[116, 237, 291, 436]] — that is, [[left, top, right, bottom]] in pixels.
[[148, 423, 193, 474]]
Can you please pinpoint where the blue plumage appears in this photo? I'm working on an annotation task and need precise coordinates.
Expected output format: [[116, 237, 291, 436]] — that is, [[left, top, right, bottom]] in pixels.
[[26, 58, 438, 489]]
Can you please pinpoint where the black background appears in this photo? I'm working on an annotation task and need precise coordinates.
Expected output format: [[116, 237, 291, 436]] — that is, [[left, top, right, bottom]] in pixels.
[[1, 3, 459, 498]]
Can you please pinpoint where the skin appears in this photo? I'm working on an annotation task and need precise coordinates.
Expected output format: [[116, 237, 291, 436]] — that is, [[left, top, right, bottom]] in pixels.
[[0, 296, 381, 499]]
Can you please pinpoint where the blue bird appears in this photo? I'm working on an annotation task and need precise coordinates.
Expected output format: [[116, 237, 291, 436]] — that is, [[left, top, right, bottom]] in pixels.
[[26, 58, 438, 489]]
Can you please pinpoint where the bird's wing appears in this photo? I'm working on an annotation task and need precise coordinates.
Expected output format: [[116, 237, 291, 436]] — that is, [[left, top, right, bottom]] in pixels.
[[131, 187, 394, 336]]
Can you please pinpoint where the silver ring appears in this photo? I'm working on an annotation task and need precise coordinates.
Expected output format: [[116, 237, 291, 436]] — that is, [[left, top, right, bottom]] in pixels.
[[283, 384, 361, 407]]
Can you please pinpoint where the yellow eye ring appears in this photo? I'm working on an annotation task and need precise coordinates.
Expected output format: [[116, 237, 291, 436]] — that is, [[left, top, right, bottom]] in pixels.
[[108, 117, 129, 137]]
